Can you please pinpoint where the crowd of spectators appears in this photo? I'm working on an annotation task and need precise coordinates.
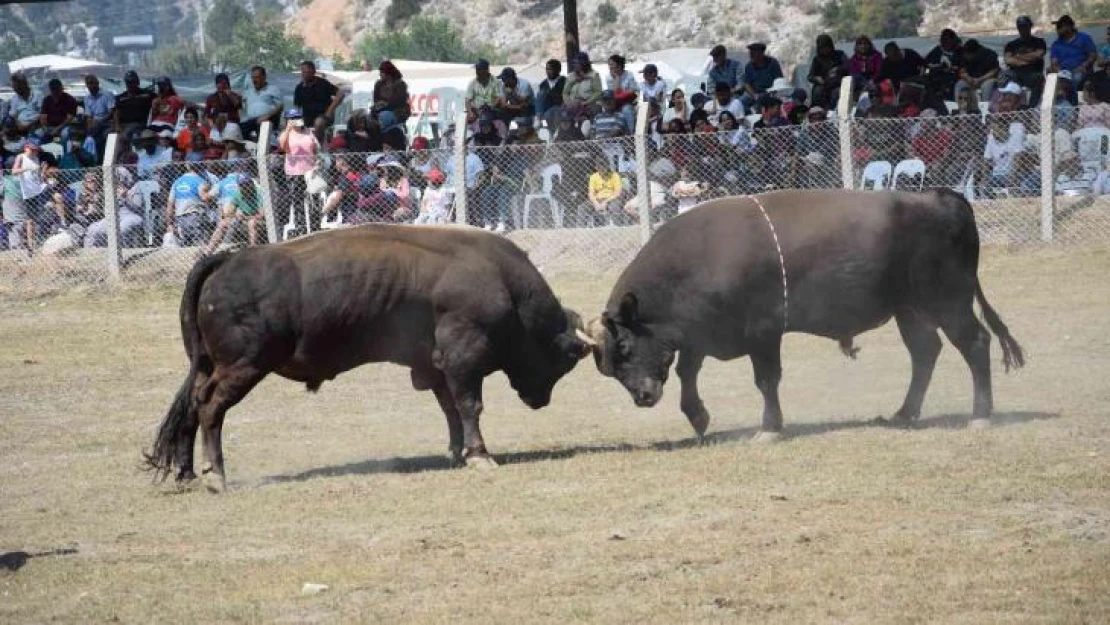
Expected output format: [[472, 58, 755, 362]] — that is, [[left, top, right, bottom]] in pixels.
[[3, 14, 1110, 253]]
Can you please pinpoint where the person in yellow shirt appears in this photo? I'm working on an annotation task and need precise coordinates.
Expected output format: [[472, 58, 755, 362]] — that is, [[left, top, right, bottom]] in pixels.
[[586, 155, 623, 227]]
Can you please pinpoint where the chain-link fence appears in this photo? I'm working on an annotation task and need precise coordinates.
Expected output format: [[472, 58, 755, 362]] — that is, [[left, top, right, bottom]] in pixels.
[[3, 86, 1110, 295]]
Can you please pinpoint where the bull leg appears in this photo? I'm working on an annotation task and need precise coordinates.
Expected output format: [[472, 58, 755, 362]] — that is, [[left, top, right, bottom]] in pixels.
[[198, 364, 265, 493], [432, 381, 466, 465], [892, 312, 943, 423], [938, 307, 993, 428], [749, 335, 785, 443], [445, 376, 496, 469], [676, 350, 710, 439], [175, 369, 210, 484]]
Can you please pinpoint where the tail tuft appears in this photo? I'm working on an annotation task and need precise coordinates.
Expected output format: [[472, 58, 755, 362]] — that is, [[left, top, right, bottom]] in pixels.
[[975, 283, 1025, 373]]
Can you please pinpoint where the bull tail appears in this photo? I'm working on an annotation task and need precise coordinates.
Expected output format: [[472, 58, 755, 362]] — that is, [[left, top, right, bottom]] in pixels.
[[975, 281, 1025, 373], [143, 253, 230, 480]]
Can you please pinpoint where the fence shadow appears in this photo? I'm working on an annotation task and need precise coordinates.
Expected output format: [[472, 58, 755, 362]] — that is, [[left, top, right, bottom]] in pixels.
[[255, 410, 1058, 486]]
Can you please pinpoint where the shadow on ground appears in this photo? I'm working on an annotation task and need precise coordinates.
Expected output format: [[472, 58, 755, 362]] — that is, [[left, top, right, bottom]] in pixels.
[[255, 411, 1058, 487], [0, 548, 79, 573]]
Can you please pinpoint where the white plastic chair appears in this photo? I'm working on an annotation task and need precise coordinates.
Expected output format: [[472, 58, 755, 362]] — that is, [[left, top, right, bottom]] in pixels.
[[1073, 126, 1110, 173], [892, 158, 926, 191], [536, 127, 551, 144], [41, 142, 64, 161], [745, 113, 761, 127], [522, 163, 563, 229], [859, 160, 893, 191], [977, 101, 990, 122]]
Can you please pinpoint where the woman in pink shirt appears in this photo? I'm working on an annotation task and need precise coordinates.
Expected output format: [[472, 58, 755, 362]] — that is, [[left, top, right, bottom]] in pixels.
[[279, 108, 321, 238]]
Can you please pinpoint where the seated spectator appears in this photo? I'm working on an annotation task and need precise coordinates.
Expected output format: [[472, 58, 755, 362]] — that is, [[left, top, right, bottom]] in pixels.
[[1078, 80, 1110, 129], [957, 39, 1000, 104], [165, 161, 213, 246], [563, 52, 603, 121], [752, 95, 788, 129], [38, 79, 79, 144], [83, 167, 144, 248], [294, 61, 344, 142], [70, 171, 104, 236], [662, 89, 690, 125], [204, 175, 263, 255], [783, 89, 810, 125], [849, 36, 884, 96], [796, 106, 838, 186], [708, 45, 743, 96], [536, 59, 566, 128], [741, 43, 784, 113], [717, 111, 754, 153], [241, 65, 284, 140], [671, 168, 707, 214], [205, 73, 243, 126], [413, 169, 452, 224], [910, 109, 954, 181], [150, 76, 188, 133], [583, 155, 623, 227], [1050, 14, 1097, 99], [508, 117, 543, 145], [60, 124, 98, 170], [471, 109, 505, 146], [477, 147, 517, 233], [137, 129, 177, 179], [705, 82, 744, 127], [898, 84, 924, 118], [8, 74, 43, 138], [879, 42, 925, 91], [343, 110, 376, 153], [41, 163, 76, 232], [992, 82, 1024, 113], [465, 59, 499, 116], [176, 108, 210, 153], [983, 113, 1029, 193], [495, 67, 535, 125], [925, 29, 965, 101], [607, 55, 639, 132], [371, 60, 410, 132], [1054, 71, 1078, 129], [591, 91, 627, 138], [639, 64, 668, 108], [113, 70, 156, 141], [1005, 17, 1048, 107], [553, 109, 586, 142], [809, 34, 848, 109], [664, 118, 689, 134], [221, 124, 249, 160]]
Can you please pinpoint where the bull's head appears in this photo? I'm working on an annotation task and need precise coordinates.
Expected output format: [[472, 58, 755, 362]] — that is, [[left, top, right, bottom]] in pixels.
[[585, 292, 676, 407], [507, 307, 594, 409]]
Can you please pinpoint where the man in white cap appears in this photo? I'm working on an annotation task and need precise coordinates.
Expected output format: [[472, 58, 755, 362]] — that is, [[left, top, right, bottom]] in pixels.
[[993, 82, 1025, 113]]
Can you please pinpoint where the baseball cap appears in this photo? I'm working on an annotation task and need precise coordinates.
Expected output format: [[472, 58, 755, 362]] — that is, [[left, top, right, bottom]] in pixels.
[[641, 63, 658, 74], [1016, 15, 1033, 27], [475, 59, 490, 71], [1058, 69, 1073, 81], [24, 137, 41, 150], [426, 169, 445, 185], [410, 136, 429, 150], [124, 70, 140, 83], [998, 82, 1023, 95], [157, 129, 174, 139], [747, 42, 767, 52], [710, 45, 727, 58], [1052, 14, 1075, 27]]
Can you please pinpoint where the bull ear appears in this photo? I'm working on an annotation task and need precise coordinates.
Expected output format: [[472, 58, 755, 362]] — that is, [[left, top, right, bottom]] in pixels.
[[618, 292, 639, 324]]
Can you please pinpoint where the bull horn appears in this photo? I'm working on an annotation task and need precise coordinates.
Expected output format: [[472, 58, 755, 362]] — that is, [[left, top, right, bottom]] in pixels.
[[575, 328, 597, 348]]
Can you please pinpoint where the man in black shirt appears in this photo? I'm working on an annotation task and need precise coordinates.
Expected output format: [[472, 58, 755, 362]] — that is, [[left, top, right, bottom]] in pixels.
[[956, 39, 1000, 103], [113, 70, 155, 142], [879, 42, 925, 91], [293, 60, 344, 141], [924, 29, 964, 100], [1003, 15, 1047, 106]]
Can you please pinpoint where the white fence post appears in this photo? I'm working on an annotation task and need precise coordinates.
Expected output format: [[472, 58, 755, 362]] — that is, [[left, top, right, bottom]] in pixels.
[[101, 133, 121, 283], [256, 121, 278, 244], [453, 109, 468, 225], [837, 75, 854, 190], [1039, 73, 1058, 243], [633, 101, 652, 243]]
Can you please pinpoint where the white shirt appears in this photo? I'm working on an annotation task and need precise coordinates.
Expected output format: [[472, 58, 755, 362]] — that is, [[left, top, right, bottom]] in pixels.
[[9, 92, 43, 125], [983, 122, 1026, 177], [607, 71, 639, 94], [704, 97, 744, 126], [639, 79, 669, 105], [15, 154, 46, 200]]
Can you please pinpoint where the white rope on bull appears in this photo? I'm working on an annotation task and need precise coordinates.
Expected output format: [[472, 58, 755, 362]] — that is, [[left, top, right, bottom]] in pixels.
[[748, 195, 788, 332]]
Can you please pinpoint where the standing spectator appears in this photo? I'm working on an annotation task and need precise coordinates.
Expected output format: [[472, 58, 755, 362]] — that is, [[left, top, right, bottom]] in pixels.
[[294, 61, 344, 142], [413, 169, 452, 224], [638, 64, 668, 108], [1004, 16, 1048, 107], [205, 73, 242, 126], [371, 60, 411, 133], [83, 74, 115, 158], [879, 42, 925, 91], [38, 79, 79, 144], [606, 55, 639, 133], [8, 74, 43, 138], [278, 108, 321, 238], [165, 161, 213, 247], [1049, 15, 1097, 101], [708, 45, 743, 96], [465, 59, 499, 116], [809, 34, 848, 109], [957, 39, 1000, 103], [848, 36, 883, 95], [563, 52, 603, 120], [114, 70, 156, 142], [925, 29, 965, 100], [740, 43, 784, 114], [204, 175, 263, 255], [149, 76, 189, 133], [3, 156, 29, 251], [663, 89, 690, 124], [11, 139, 49, 253], [241, 66, 284, 140], [585, 155, 623, 227], [495, 67, 535, 126], [536, 59, 566, 127]]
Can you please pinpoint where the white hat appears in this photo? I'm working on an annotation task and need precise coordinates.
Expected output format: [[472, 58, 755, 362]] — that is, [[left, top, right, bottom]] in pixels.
[[1058, 69, 1073, 82], [770, 77, 793, 94], [220, 122, 245, 144], [998, 82, 1023, 95], [157, 129, 174, 139]]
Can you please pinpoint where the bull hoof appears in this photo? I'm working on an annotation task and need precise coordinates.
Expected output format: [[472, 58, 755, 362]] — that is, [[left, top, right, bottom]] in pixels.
[[752, 430, 785, 445], [686, 410, 710, 439], [968, 418, 991, 430], [465, 455, 499, 470], [448, 448, 466, 467], [201, 465, 227, 494]]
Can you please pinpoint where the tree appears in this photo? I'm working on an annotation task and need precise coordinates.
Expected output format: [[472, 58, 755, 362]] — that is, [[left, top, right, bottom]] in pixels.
[[597, 1, 618, 25], [216, 12, 316, 72], [355, 16, 502, 65], [821, 0, 922, 41], [385, 0, 422, 29], [206, 0, 252, 49]]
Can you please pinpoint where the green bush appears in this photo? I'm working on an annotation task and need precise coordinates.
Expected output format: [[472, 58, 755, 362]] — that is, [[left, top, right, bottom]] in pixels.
[[597, 1, 619, 25]]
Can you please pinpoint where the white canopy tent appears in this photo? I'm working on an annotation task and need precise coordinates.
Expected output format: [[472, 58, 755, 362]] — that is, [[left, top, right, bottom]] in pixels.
[[8, 54, 115, 74]]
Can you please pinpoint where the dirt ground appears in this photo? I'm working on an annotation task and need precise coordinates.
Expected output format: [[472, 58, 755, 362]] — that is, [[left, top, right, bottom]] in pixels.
[[1, 244, 1108, 623]]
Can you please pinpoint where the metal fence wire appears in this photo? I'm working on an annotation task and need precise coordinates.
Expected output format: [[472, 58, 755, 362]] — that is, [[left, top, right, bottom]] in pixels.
[[2, 86, 1110, 295]]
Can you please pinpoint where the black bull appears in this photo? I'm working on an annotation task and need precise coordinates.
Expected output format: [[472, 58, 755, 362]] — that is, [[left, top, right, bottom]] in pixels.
[[585, 189, 1025, 439], [145, 225, 593, 490]]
